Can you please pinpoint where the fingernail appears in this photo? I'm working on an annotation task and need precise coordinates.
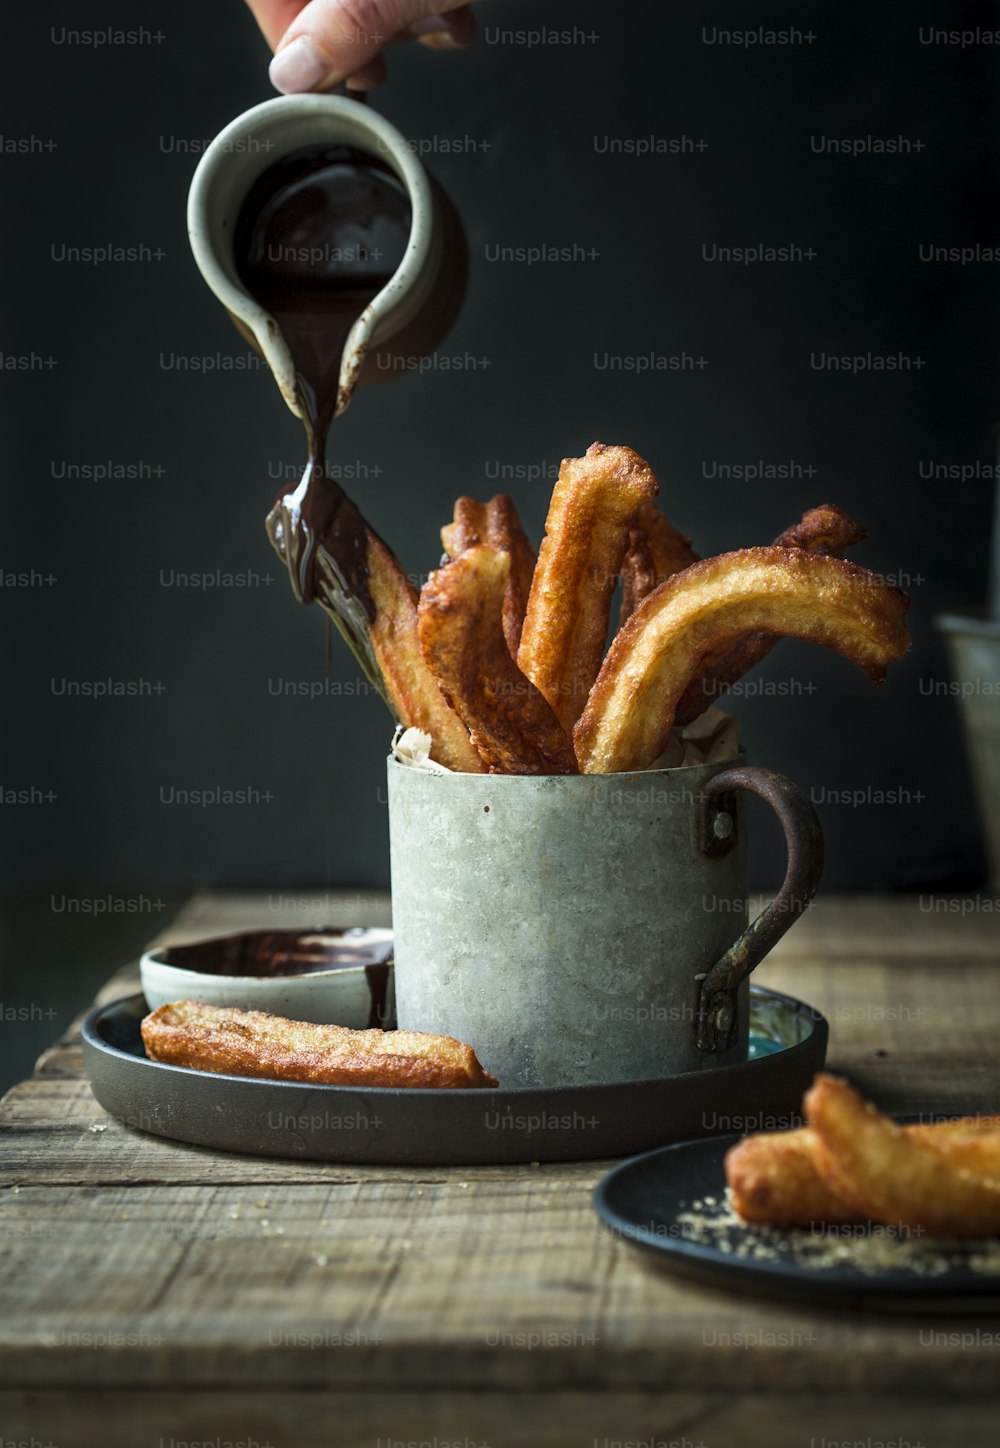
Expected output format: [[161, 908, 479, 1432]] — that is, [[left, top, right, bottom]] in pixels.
[[269, 36, 336, 95]]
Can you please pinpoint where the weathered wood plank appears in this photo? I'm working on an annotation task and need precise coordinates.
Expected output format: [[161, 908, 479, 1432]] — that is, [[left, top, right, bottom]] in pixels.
[[3, 1390, 997, 1448], [91, 887, 1000, 959], [0, 1055, 993, 1192], [0, 1074, 606, 1186], [158, 886, 393, 938], [761, 893, 1000, 958], [2, 890, 999, 1423], [1, 1182, 999, 1397]]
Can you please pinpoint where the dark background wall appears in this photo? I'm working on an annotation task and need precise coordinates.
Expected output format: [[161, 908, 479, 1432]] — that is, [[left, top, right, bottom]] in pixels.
[[2, 0, 998, 1082]]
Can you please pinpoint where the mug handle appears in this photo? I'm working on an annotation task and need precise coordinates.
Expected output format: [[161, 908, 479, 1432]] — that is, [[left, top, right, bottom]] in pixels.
[[694, 765, 824, 1052]]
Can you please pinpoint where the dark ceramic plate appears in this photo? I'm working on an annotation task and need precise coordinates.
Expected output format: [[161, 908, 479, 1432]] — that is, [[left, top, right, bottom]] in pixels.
[[593, 1134, 1000, 1311], [81, 986, 826, 1166]]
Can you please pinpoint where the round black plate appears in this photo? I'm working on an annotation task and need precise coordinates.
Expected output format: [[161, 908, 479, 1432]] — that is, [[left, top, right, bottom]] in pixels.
[[593, 1135, 1000, 1311], [81, 987, 826, 1166]]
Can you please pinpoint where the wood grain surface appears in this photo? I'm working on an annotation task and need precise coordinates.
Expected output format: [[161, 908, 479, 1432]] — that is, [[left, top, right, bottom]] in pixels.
[[2, 891, 999, 1447]]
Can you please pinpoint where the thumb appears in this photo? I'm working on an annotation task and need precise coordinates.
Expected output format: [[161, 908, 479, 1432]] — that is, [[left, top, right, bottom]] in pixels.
[[265, 0, 472, 94]]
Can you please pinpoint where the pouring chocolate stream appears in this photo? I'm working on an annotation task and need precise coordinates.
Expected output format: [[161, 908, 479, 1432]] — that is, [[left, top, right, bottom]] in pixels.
[[236, 142, 411, 699], [187, 98, 482, 770]]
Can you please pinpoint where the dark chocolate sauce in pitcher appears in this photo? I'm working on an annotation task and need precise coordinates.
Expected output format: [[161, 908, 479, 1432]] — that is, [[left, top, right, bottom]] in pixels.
[[235, 144, 411, 610]]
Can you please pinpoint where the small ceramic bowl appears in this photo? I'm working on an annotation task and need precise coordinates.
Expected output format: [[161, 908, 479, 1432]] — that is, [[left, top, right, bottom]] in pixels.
[[140, 927, 394, 1029]]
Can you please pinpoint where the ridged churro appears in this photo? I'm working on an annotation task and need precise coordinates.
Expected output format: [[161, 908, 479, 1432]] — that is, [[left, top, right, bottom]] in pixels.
[[805, 1075, 1000, 1239], [517, 442, 659, 731], [419, 546, 579, 775], [266, 488, 483, 773], [441, 493, 536, 655], [726, 1114, 1000, 1227], [574, 548, 910, 774], [142, 1000, 499, 1089], [674, 505, 869, 726], [619, 501, 699, 626]]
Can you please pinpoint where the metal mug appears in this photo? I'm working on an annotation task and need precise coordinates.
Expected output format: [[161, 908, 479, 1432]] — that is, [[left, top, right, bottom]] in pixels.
[[387, 753, 824, 1088]]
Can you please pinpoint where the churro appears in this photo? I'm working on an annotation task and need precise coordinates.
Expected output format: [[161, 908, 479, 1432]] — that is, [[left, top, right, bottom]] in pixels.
[[574, 548, 910, 774], [419, 546, 579, 775], [142, 999, 499, 1089], [517, 442, 659, 730], [441, 493, 536, 655]]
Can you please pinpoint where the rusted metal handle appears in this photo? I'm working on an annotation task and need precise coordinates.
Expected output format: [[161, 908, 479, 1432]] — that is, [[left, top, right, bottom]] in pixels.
[[695, 766, 824, 1052]]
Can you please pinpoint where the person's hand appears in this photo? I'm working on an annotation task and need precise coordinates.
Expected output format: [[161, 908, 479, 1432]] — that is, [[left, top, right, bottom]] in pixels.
[[246, 0, 478, 94]]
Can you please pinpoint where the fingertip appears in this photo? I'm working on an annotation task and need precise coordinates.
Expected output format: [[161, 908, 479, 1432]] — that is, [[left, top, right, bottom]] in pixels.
[[269, 34, 342, 94]]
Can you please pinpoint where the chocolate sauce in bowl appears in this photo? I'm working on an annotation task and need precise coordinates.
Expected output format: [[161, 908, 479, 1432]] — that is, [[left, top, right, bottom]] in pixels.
[[160, 928, 394, 1028], [234, 144, 411, 610]]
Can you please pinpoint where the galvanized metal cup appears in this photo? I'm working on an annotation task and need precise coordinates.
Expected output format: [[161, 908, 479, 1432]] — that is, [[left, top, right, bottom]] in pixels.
[[387, 754, 823, 1088]]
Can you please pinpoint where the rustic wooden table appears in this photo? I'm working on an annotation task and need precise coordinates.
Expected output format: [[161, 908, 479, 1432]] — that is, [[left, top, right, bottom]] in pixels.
[[2, 891, 999, 1447]]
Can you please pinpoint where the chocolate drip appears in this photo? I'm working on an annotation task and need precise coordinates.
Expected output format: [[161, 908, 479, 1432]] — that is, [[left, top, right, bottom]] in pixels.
[[268, 465, 376, 618], [364, 961, 393, 1028], [235, 144, 411, 610]]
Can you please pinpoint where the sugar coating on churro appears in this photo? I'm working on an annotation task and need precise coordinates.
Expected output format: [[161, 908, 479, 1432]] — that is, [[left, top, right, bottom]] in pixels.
[[142, 1000, 498, 1089]]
